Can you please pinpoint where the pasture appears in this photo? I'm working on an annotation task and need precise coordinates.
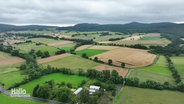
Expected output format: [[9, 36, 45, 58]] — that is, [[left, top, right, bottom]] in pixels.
[[128, 69, 175, 84], [171, 56, 184, 80], [76, 49, 108, 57], [138, 55, 172, 76], [57, 43, 76, 51], [0, 71, 26, 89], [14, 42, 59, 56], [0, 94, 43, 104], [90, 46, 156, 68], [19, 73, 89, 94], [30, 38, 61, 44], [114, 86, 184, 104], [41, 55, 100, 72]]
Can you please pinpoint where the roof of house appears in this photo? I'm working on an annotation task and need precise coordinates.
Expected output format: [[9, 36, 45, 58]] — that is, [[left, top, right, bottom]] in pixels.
[[73, 87, 83, 95]]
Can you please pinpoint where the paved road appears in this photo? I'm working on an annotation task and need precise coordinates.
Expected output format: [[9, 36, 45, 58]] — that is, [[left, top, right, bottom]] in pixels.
[[0, 86, 63, 104]]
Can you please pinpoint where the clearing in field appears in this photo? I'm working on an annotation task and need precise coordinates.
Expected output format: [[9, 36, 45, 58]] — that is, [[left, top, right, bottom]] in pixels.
[[0, 94, 43, 104], [114, 86, 184, 104], [90, 46, 156, 68], [94, 64, 128, 77], [128, 69, 175, 84], [76, 49, 108, 57], [0, 71, 26, 89], [171, 56, 184, 81], [138, 55, 172, 76], [41, 55, 100, 72], [19, 73, 89, 94]]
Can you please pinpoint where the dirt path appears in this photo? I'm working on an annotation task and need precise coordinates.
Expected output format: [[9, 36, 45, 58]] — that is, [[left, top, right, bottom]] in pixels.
[[37, 53, 72, 64]]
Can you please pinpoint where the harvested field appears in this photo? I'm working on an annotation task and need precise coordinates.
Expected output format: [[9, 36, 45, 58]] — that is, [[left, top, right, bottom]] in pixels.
[[75, 45, 92, 51], [0, 57, 24, 66], [114, 40, 166, 45], [94, 64, 128, 77], [89, 45, 119, 50], [48, 40, 73, 46], [37, 53, 72, 64], [90, 46, 156, 68]]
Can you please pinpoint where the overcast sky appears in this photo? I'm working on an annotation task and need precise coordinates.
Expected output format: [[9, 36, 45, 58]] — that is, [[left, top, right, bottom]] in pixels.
[[0, 0, 184, 26]]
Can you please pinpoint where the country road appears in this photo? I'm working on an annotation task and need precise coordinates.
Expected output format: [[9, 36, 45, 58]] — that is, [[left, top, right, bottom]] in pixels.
[[0, 86, 63, 104]]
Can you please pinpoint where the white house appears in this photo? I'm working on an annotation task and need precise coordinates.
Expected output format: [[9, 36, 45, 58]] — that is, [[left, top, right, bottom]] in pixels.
[[73, 87, 83, 95]]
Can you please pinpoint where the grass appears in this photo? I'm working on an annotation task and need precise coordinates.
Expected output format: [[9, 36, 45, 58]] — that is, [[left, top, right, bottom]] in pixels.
[[0, 63, 22, 73], [0, 94, 44, 104], [138, 56, 172, 76], [76, 49, 108, 57], [19, 73, 89, 94], [129, 69, 175, 84], [58, 43, 76, 51], [42, 55, 100, 72], [114, 86, 184, 104], [139, 36, 161, 40], [14, 42, 59, 56], [171, 56, 184, 80], [30, 38, 62, 44], [0, 51, 13, 61], [0, 71, 26, 89]]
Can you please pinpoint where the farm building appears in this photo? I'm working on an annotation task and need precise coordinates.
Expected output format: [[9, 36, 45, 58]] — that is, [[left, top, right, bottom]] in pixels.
[[89, 85, 100, 94], [73, 87, 83, 95]]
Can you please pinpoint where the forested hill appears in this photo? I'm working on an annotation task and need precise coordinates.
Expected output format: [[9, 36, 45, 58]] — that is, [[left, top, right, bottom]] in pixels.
[[57, 22, 184, 34], [0, 24, 57, 31]]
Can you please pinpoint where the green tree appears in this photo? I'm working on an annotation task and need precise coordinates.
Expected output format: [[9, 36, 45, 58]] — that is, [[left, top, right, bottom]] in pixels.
[[108, 59, 112, 65]]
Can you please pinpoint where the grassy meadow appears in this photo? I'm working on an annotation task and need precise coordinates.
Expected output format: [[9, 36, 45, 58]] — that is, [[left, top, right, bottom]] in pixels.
[[30, 38, 62, 44], [139, 35, 161, 40], [138, 55, 171, 76], [171, 56, 184, 81], [42, 55, 100, 72], [19, 73, 89, 94], [0, 94, 44, 104], [114, 86, 184, 104], [0, 71, 26, 89]]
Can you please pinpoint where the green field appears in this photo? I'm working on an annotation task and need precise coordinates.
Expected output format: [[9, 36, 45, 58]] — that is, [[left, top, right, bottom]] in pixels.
[[171, 56, 184, 80], [0, 71, 26, 89], [30, 38, 62, 44], [0, 63, 22, 73], [19, 73, 89, 94], [0, 51, 13, 60], [129, 69, 175, 84], [139, 36, 161, 40], [42, 55, 100, 72], [138, 56, 172, 76], [76, 49, 108, 57], [114, 86, 184, 104], [14, 42, 59, 56], [58, 43, 76, 51], [0, 94, 44, 104]]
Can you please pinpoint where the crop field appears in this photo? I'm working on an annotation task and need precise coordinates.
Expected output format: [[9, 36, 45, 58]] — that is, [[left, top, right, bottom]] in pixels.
[[114, 86, 184, 104], [128, 69, 175, 84], [0, 94, 43, 104], [138, 55, 172, 76], [75, 45, 92, 51], [0, 71, 26, 89], [56, 43, 76, 51], [14, 42, 59, 56], [30, 38, 62, 44], [90, 46, 156, 68], [76, 49, 108, 57], [94, 64, 128, 77], [41, 55, 100, 72], [19, 73, 89, 94], [171, 56, 184, 80]]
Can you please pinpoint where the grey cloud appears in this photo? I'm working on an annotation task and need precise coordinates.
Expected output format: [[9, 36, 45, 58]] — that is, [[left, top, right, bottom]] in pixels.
[[0, 0, 184, 25]]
